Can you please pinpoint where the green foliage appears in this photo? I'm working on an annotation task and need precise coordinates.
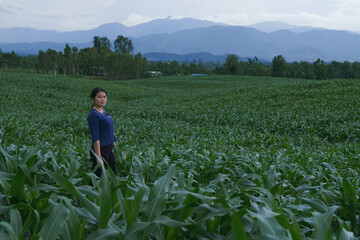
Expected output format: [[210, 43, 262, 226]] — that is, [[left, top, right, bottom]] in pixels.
[[0, 72, 360, 238], [93, 36, 111, 53], [314, 58, 326, 80], [224, 54, 239, 75], [114, 35, 134, 54], [272, 55, 287, 77], [3, 46, 360, 80]]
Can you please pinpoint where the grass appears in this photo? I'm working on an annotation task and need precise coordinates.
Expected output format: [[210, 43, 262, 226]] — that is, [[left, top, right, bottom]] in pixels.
[[0, 72, 359, 239]]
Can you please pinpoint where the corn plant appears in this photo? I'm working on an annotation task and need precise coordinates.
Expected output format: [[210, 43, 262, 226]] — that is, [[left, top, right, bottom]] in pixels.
[[0, 72, 359, 239]]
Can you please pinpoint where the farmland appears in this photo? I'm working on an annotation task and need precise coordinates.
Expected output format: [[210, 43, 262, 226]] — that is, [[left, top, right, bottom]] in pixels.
[[0, 72, 360, 239]]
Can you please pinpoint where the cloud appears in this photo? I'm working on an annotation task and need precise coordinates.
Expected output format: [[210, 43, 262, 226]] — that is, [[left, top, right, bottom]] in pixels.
[[188, 3, 201, 9], [0, 2, 24, 13], [99, 0, 117, 6], [206, 13, 250, 26], [206, 7, 360, 33], [0, 6, 12, 14], [122, 13, 158, 26], [336, 0, 360, 16], [1, 0, 360, 32]]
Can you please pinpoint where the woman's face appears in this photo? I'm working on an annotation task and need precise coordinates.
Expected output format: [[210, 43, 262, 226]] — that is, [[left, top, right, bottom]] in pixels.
[[92, 91, 107, 108]]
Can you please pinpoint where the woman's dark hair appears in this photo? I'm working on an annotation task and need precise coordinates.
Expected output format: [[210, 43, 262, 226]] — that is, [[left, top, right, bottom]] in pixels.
[[90, 87, 107, 108], [90, 87, 107, 99]]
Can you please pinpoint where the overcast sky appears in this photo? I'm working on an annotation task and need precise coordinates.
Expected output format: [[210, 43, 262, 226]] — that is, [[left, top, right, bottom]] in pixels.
[[0, 0, 359, 32]]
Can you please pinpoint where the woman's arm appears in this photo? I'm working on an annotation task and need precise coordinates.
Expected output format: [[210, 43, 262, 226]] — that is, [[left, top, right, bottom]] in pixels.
[[93, 140, 103, 169]]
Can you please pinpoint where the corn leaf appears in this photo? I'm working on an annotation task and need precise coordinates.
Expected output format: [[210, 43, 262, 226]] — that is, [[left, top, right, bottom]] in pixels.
[[10, 209, 22, 238], [124, 222, 151, 240], [99, 168, 112, 228], [88, 228, 122, 240], [10, 166, 26, 203], [231, 211, 248, 240], [38, 203, 69, 240], [0, 222, 17, 240]]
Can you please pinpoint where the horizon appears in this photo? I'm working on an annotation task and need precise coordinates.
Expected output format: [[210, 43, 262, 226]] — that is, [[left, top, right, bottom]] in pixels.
[[1, 15, 360, 62], [0, 17, 351, 33], [1, 0, 359, 33]]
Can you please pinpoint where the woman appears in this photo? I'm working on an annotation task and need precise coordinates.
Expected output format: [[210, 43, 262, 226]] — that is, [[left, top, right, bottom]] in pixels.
[[87, 87, 116, 177]]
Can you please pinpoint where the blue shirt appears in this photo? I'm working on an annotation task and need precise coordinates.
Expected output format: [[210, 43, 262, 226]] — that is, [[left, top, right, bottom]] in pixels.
[[87, 108, 116, 146]]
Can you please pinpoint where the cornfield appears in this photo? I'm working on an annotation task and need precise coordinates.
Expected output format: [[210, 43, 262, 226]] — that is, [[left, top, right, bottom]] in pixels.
[[0, 72, 359, 239]]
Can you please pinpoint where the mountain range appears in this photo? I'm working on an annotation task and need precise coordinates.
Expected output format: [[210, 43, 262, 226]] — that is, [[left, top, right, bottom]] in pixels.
[[0, 17, 226, 43], [0, 17, 359, 62]]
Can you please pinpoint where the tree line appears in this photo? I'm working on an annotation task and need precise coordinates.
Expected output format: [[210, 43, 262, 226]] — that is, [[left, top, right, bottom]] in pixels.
[[146, 55, 360, 80], [1, 38, 360, 80], [0, 35, 147, 80], [219, 54, 360, 80], [36, 35, 148, 80]]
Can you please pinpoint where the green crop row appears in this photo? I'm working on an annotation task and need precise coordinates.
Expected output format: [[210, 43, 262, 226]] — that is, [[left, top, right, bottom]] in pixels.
[[0, 72, 359, 239]]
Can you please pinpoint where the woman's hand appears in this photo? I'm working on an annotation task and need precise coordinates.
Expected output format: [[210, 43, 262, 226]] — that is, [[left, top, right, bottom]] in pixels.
[[93, 140, 103, 170], [113, 142, 116, 157], [97, 159, 104, 170]]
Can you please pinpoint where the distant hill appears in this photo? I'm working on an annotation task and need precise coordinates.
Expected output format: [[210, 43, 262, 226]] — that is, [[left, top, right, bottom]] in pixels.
[[143, 52, 229, 63], [1, 18, 360, 62], [0, 41, 92, 56], [127, 17, 227, 37], [133, 26, 360, 61], [0, 17, 226, 43], [247, 21, 324, 33]]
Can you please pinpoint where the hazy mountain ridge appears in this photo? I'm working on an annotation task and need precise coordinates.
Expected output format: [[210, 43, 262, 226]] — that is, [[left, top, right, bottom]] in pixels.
[[1, 18, 359, 61], [247, 21, 325, 33], [0, 17, 226, 43], [132, 26, 360, 61], [143, 52, 230, 63], [0, 42, 92, 56]]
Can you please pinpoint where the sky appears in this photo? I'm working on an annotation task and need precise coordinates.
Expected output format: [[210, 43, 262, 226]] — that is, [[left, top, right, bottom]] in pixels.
[[0, 0, 359, 32]]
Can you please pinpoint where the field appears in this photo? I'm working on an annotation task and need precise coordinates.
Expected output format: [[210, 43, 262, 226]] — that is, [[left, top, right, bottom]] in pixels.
[[0, 72, 360, 239]]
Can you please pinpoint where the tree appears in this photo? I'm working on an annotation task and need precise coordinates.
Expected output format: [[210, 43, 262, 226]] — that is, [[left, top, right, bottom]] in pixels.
[[116, 54, 134, 79], [352, 62, 360, 79], [0, 49, 4, 68], [313, 58, 326, 80], [166, 61, 181, 75], [78, 47, 99, 76], [248, 57, 270, 76], [271, 55, 287, 77], [93, 36, 111, 53], [93, 36, 101, 52], [72, 46, 79, 74], [21, 55, 37, 69], [114, 35, 134, 54], [100, 37, 111, 51], [326, 61, 340, 79], [134, 53, 147, 79], [3, 51, 21, 68], [224, 54, 239, 75], [63, 44, 72, 76], [341, 61, 353, 79], [46, 49, 62, 76], [37, 50, 47, 73], [287, 61, 318, 79], [237, 61, 249, 75]]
